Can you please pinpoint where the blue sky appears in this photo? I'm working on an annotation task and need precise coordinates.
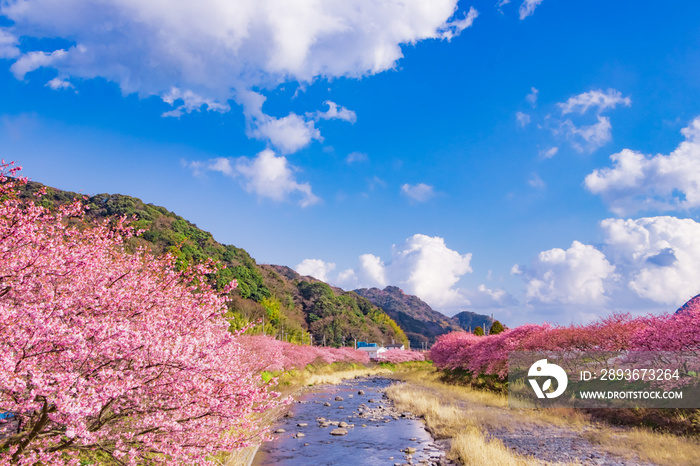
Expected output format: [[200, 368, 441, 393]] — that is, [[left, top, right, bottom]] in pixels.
[[2, 0, 700, 325]]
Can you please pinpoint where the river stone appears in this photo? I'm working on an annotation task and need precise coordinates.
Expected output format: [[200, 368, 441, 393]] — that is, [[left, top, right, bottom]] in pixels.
[[348, 394, 353, 398], [304, 443, 309, 446], [297, 423, 308, 427], [338, 421, 349, 428], [358, 390, 365, 395], [335, 396, 344, 401], [361, 424, 367, 427], [295, 432, 305, 438], [330, 428, 348, 436], [284, 411, 294, 417], [323, 402, 331, 406], [274, 429, 285, 433], [404, 447, 417, 454]]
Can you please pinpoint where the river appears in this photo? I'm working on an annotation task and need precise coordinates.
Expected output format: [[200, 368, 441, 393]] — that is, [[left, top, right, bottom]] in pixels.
[[252, 377, 449, 465]]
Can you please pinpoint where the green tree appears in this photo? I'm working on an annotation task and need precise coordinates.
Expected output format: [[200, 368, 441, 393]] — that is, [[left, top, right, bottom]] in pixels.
[[490, 320, 505, 335], [473, 326, 484, 336]]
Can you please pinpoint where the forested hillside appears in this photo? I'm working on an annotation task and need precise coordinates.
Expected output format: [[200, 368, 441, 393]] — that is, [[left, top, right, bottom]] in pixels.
[[19, 182, 407, 347]]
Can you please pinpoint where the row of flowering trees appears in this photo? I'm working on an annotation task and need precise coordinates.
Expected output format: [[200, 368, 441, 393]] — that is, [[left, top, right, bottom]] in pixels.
[[379, 349, 425, 363], [238, 335, 370, 371], [430, 304, 700, 380]]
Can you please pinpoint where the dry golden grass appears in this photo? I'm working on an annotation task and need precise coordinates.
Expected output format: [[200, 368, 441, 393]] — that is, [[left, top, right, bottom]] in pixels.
[[386, 366, 699, 466], [384, 382, 539, 465], [451, 428, 537, 466], [302, 366, 391, 386], [584, 427, 700, 466]]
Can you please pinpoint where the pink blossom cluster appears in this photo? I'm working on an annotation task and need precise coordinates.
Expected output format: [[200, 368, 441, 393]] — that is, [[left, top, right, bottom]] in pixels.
[[238, 335, 370, 372], [0, 163, 283, 465], [430, 307, 700, 380], [379, 349, 425, 363]]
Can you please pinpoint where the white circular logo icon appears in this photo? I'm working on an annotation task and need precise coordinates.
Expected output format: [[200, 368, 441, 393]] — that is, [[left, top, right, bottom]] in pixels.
[[528, 359, 568, 399]]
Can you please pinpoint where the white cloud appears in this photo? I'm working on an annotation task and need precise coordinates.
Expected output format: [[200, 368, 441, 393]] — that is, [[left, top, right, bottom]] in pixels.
[[45, 76, 74, 90], [401, 183, 435, 202], [563, 115, 612, 152], [332, 234, 474, 311], [521, 241, 616, 306], [558, 89, 631, 115], [516, 111, 531, 127], [346, 151, 368, 164], [528, 172, 545, 188], [239, 90, 321, 154], [313, 101, 357, 123], [514, 215, 700, 319], [2, 0, 478, 118], [601, 216, 700, 306], [551, 89, 629, 153], [539, 146, 558, 159], [0, 28, 19, 59], [526, 87, 538, 106], [519, 0, 544, 19], [585, 117, 700, 214], [161, 87, 230, 118], [296, 259, 336, 282], [10, 48, 68, 79], [189, 149, 320, 207]]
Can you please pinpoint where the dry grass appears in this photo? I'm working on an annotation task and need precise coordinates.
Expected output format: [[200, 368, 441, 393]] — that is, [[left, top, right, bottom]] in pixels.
[[386, 366, 700, 466], [451, 428, 537, 466], [584, 427, 700, 466], [302, 366, 391, 386], [385, 382, 539, 465]]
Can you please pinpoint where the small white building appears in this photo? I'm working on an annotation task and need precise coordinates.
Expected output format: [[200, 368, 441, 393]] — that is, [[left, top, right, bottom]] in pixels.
[[385, 344, 405, 350], [356, 346, 387, 359]]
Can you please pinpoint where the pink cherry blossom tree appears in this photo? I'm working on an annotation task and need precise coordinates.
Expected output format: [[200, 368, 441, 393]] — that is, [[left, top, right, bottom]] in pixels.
[[0, 163, 281, 465]]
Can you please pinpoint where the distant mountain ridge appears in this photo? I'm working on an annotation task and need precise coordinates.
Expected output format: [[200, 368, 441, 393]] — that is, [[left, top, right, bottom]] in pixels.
[[353, 286, 495, 348]]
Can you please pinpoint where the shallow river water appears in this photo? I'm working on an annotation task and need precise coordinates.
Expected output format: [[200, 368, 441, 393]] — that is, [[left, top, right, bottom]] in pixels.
[[252, 377, 448, 465]]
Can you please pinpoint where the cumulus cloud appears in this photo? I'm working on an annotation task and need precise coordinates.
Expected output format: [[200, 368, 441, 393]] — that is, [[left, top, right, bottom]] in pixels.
[[345, 151, 368, 164], [601, 216, 700, 305], [2, 0, 477, 134], [516, 111, 531, 127], [296, 259, 336, 282], [539, 146, 558, 159], [313, 101, 357, 123], [10, 49, 68, 79], [526, 87, 538, 106], [401, 183, 436, 202], [558, 89, 631, 115], [188, 149, 319, 207], [562, 115, 612, 152], [238, 90, 321, 154], [0, 28, 20, 59], [333, 234, 474, 311], [552, 89, 630, 153], [45, 76, 74, 91], [519, 0, 544, 19], [519, 241, 616, 306], [515, 215, 700, 318], [161, 88, 230, 118], [585, 117, 700, 214]]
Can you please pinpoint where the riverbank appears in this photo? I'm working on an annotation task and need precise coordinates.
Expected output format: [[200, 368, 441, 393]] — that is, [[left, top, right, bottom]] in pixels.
[[385, 366, 700, 466]]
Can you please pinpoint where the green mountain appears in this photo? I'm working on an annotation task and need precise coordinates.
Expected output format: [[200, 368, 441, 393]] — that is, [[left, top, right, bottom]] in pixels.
[[354, 286, 495, 347], [19, 182, 407, 348]]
